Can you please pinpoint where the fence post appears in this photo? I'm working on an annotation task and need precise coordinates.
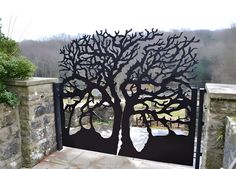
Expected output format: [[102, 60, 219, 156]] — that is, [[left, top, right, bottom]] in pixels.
[[53, 82, 63, 150]]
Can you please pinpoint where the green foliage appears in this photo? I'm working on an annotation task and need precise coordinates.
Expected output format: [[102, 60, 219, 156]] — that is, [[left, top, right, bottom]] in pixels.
[[0, 18, 4, 38], [0, 82, 18, 107], [0, 19, 20, 56], [0, 38, 20, 56], [0, 18, 36, 107], [0, 53, 36, 80]]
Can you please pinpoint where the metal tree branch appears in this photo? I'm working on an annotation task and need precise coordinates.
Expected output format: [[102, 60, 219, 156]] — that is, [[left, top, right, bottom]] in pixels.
[[59, 29, 200, 165]]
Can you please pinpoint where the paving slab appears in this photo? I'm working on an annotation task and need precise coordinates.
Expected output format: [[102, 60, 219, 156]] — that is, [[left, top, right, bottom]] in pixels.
[[43, 147, 84, 166], [27, 146, 193, 169], [30, 161, 75, 169]]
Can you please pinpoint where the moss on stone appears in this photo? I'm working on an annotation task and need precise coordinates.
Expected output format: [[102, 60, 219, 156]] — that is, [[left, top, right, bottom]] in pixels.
[[205, 151, 223, 169]]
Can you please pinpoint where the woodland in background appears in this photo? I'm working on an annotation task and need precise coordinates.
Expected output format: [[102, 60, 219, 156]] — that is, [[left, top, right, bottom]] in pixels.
[[19, 27, 236, 84]]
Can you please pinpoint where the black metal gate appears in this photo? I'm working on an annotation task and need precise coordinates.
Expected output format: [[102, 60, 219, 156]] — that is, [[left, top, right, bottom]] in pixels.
[[53, 29, 204, 168]]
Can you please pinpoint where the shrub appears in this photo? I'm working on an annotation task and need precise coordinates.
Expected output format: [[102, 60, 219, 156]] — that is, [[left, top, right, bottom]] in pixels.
[[0, 19, 20, 57], [0, 38, 20, 56], [0, 53, 36, 80], [0, 19, 36, 107], [0, 53, 36, 107]]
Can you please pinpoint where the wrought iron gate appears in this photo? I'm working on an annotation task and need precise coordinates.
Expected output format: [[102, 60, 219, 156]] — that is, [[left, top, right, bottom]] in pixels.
[[53, 29, 204, 168]]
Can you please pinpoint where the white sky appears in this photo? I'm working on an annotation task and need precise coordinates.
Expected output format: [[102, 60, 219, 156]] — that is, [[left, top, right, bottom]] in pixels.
[[0, 0, 236, 41]]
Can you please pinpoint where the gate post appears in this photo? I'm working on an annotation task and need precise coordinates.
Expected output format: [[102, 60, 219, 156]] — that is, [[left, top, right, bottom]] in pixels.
[[6, 77, 58, 167], [53, 82, 63, 150], [202, 83, 236, 169], [195, 88, 205, 169]]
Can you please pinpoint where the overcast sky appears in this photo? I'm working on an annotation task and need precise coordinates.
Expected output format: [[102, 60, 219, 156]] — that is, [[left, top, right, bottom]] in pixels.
[[0, 0, 236, 41]]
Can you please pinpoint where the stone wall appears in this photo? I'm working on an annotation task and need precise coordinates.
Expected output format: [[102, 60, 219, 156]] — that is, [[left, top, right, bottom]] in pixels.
[[223, 116, 236, 169], [202, 83, 236, 169], [5, 77, 58, 168], [0, 104, 22, 169]]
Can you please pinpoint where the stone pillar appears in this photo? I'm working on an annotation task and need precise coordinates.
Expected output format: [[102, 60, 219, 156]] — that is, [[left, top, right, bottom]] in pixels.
[[0, 104, 22, 169], [223, 116, 236, 169], [6, 77, 58, 168], [202, 83, 236, 169]]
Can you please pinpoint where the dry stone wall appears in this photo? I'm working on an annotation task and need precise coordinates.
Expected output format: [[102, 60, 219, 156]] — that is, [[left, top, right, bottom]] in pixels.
[[0, 104, 22, 169]]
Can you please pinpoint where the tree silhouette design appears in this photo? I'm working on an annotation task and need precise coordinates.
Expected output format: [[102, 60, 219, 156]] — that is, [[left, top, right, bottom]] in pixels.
[[59, 29, 199, 164]]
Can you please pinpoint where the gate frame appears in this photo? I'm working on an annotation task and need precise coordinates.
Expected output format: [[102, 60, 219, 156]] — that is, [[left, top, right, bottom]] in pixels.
[[53, 82, 63, 150], [195, 88, 205, 169], [53, 83, 205, 169]]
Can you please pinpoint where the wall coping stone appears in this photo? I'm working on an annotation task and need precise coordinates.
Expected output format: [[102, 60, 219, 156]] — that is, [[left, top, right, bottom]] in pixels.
[[5, 77, 58, 87], [206, 83, 236, 100]]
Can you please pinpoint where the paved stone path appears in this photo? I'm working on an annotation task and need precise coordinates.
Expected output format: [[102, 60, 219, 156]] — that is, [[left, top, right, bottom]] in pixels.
[[27, 146, 194, 169]]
